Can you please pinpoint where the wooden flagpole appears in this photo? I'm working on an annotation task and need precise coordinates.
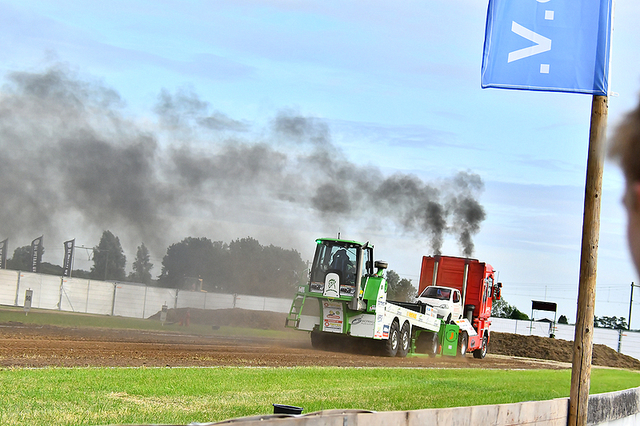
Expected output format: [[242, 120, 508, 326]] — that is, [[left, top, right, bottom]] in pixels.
[[568, 94, 608, 426]]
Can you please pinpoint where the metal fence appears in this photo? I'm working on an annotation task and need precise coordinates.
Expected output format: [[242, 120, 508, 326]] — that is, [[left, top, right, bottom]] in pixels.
[[2, 268, 639, 361]]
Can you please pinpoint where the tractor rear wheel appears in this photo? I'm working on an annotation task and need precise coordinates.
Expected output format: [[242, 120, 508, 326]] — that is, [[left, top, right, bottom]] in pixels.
[[473, 333, 488, 359], [384, 320, 400, 357], [397, 322, 411, 357]]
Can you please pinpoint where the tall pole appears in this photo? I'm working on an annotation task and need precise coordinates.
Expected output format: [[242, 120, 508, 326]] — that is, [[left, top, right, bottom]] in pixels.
[[568, 95, 607, 426], [630, 283, 635, 331], [70, 243, 75, 279], [629, 282, 639, 331]]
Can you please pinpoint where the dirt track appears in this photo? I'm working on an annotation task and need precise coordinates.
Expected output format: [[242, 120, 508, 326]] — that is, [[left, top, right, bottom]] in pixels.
[[1, 308, 638, 370]]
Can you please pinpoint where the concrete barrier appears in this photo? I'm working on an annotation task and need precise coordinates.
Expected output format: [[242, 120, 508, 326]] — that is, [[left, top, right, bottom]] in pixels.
[[588, 386, 640, 425], [204, 386, 640, 426]]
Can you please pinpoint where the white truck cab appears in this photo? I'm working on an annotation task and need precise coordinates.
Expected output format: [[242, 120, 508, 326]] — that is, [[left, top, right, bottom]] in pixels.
[[417, 286, 462, 323]]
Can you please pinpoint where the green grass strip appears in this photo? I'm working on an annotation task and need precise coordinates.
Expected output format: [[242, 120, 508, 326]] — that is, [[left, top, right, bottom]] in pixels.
[[1, 367, 638, 426]]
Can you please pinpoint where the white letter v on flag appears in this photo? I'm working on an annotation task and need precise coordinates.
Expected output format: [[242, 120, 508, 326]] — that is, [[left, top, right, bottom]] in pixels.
[[508, 21, 551, 63]]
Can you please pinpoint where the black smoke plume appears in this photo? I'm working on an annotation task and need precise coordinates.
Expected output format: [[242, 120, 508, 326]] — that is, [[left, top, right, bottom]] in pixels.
[[0, 65, 485, 262]]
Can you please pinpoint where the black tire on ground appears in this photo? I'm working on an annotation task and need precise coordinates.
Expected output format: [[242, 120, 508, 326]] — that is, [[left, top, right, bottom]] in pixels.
[[397, 322, 411, 358], [457, 332, 467, 357], [310, 330, 325, 350], [427, 331, 440, 357], [473, 333, 488, 359], [384, 320, 400, 357]]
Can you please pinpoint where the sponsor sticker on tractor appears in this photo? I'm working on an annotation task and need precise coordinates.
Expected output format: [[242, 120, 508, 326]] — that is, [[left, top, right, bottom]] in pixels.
[[322, 301, 343, 333], [374, 313, 385, 338]]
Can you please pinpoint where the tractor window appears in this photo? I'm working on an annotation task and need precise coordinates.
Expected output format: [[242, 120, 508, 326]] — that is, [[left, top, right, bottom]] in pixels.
[[453, 291, 460, 303], [332, 247, 357, 287], [309, 244, 330, 284], [309, 242, 358, 287]]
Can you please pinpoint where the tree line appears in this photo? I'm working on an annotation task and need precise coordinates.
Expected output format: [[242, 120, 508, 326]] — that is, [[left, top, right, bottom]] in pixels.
[[5, 231, 308, 298]]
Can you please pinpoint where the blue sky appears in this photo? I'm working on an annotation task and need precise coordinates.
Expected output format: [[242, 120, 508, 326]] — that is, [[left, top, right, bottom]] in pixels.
[[1, 0, 640, 327]]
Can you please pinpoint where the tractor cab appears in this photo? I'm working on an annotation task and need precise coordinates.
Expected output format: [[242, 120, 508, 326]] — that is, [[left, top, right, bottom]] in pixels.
[[308, 238, 378, 311], [309, 238, 387, 311], [309, 239, 363, 297]]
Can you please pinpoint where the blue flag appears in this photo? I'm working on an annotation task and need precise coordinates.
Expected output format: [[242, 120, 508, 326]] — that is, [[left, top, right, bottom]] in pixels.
[[481, 0, 612, 96]]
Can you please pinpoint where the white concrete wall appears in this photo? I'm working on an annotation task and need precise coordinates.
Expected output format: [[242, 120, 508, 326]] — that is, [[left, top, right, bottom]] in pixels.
[[0, 269, 18, 305], [112, 283, 146, 318], [85, 280, 116, 315], [142, 286, 177, 318], [234, 294, 290, 312], [16, 272, 61, 310], [59, 277, 90, 313], [177, 289, 210, 310], [619, 331, 640, 362], [203, 292, 234, 310]]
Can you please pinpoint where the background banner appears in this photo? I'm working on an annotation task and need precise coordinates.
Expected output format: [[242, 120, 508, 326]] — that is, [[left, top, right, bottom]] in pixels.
[[62, 239, 75, 277], [30, 236, 43, 273], [481, 0, 612, 95], [0, 239, 7, 269]]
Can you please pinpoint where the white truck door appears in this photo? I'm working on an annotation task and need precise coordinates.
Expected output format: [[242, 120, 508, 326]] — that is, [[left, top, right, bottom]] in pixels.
[[452, 290, 463, 320]]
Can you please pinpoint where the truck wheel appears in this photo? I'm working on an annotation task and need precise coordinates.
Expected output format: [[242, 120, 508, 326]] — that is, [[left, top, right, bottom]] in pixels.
[[397, 322, 411, 358], [384, 320, 400, 357], [457, 332, 467, 357], [427, 332, 440, 357], [473, 334, 488, 359]]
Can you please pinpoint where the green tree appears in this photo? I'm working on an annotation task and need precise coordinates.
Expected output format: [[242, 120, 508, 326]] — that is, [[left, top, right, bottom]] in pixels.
[[492, 298, 529, 320], [39, 262, 63, 276], [228, 237, 262, 294], [558, 315, 569, 325], [6, 243, 46, 272], [491, 298, 510, 317], [227, 237, 306, 297], [385, 270, 416, 302], [508, 307, 529, 320], [91, 230, 126, 281], [130, 243, 153, 284], [71, 269, 92, 279], [6, 246, 31, 271], [158, 236, 306, 296], [158, 237, 223, 289], [263, 243, 307, 296], [594, 315, 627, 330]]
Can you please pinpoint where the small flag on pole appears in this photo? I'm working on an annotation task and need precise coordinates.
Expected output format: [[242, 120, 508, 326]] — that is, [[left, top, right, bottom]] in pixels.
[[62, 239, 75, 277], [31, 236, 43, 273], [0, 239, 7, 269], [481, 0, 613, 95]]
